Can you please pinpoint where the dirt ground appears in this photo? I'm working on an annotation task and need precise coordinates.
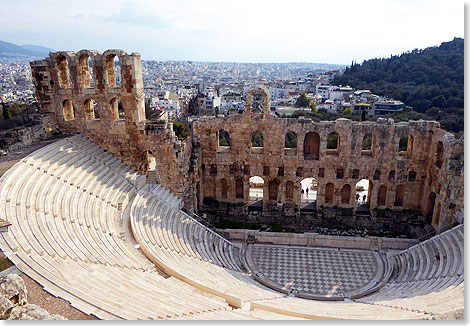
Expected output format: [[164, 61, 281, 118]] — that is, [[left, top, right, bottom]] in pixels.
[[0, 136, 99, 320]]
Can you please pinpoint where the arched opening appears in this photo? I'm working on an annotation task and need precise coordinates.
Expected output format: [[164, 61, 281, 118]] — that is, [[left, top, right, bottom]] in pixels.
[[218, 129, 230, 147], [300, 177, 318, 203], [326, 132, 339, 154], [355, 179, 371, 206], [341, 184, 351, 204], [235, 179, 244, 199], [245, 88, 270, 115], [362, 133, 373, 153], [285, 181, 294, 201], [220, 178, 228, 199], [147, 150, 157, 183], [147, 150, 156, 170], [78, 54, 93, 88], [399, 135, 408, 152], [394, 185, 404, 206], [57, 56, 72, 89], [110, 98, 124, 121], [303, 132, 320, 160], [285, 131, 297, 148], [388, 170, 395, 181], [436, 141, 443, 168], [373, 169, 381, 180], [249, 176, 264, 202], [62, 100, 75, 121], [84, 99, 99, 121], [425, 192, 436, 224], [325, 183, 334, 203], [268, 179, 279, 201], [105, 54, 121, 88], [251, 130, 263, 147], [377, 185, 387, 206]]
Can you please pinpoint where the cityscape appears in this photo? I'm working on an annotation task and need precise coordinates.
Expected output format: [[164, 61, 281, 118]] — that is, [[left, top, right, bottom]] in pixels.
[[1, 53, 406, 121]]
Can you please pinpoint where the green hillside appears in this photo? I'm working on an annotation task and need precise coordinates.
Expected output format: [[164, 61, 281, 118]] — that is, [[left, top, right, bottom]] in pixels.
[[333, 38, 464, 135]]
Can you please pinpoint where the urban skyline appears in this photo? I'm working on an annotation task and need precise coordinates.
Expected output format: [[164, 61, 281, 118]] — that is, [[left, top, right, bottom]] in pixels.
[[0, 0, 463, 64]]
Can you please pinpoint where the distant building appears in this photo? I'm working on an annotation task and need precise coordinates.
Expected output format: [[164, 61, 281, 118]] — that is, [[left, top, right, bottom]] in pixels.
[[317, 100, 336, 112], [372, 100, 405, 116], [316, 84, 331, 101], [329, 86, 353, 101], [352, 103, 372, 114]]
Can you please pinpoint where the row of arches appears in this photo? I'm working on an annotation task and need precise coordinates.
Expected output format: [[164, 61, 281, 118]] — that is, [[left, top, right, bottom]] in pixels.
[[217, 130, 422, 157], [214, 177, 406, 207], [62, 98, 124, 122], [56, 53, 121, 90]]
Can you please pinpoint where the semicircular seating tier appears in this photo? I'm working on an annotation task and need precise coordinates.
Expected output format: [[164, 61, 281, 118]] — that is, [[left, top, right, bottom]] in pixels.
[[0, 135, 299, 320], [354, 224, 464, 315], [129, 185, 463, 319], [0, 135, 463, 320]]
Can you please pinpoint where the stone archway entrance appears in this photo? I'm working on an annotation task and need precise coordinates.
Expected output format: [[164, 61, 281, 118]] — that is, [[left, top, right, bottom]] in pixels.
[[355, 179, 372, 216], [249, 176, 264, 202], [300, 177, 318, 211]]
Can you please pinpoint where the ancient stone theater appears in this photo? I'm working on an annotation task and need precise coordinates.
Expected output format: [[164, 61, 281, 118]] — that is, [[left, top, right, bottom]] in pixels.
[[0, 49, 463, 320]]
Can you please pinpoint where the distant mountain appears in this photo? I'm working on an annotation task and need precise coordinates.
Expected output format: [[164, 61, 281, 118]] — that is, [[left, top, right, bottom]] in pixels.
[[21, 44, 55, 57], [0, 40, 54, 58]]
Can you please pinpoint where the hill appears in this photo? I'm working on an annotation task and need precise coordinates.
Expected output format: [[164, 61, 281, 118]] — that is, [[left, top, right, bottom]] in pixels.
[[332, 38, 464, 135], [0, 40, 54, 58], [20, 44, 54, 56]]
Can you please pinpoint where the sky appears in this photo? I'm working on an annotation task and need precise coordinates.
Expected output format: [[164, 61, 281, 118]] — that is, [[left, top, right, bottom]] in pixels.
[[0, 0, 463, 64]]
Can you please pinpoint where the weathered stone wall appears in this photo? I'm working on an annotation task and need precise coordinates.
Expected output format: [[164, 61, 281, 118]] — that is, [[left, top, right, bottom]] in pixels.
[[31, 49, 197, 211], [30, 52, 464, 232], [193, 108, 464, 232], [220, 229, 418, 250], [145, 120, 197, 210], [31, 50, 148, 172]]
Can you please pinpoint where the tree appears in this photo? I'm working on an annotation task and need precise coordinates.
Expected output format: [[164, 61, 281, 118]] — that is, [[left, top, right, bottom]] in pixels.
[[342, 108, 352, 115], [187, 95, 199, 116], [332, 37, 464, 135], [295, 93, 310, 108], [310, 103, 317, 113]]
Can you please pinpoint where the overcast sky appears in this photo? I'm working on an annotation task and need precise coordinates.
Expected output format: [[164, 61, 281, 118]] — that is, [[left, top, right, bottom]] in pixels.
[[0, 0, 463, 64]]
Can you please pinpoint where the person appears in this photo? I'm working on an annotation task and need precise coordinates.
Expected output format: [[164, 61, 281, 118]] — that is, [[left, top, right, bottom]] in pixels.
[[306, 188, 309, 196], [363, 194, 367, 203], [356, 193, 360, 203], [301, 189, 304, 197]]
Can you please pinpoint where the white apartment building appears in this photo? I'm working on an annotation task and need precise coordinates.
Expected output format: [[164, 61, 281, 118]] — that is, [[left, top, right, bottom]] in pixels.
[[316, 84, 331, 101], [269, 87, 288, 100]]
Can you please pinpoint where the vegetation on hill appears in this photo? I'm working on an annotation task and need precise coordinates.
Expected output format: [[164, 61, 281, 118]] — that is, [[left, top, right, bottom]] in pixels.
[[332, 37, 464, 136]]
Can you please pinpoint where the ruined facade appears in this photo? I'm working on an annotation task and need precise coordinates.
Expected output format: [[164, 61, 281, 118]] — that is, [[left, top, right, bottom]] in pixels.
[[30, 50, 464, 232], [30, 50, 195, 208], [193, 90, 464, 232]]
